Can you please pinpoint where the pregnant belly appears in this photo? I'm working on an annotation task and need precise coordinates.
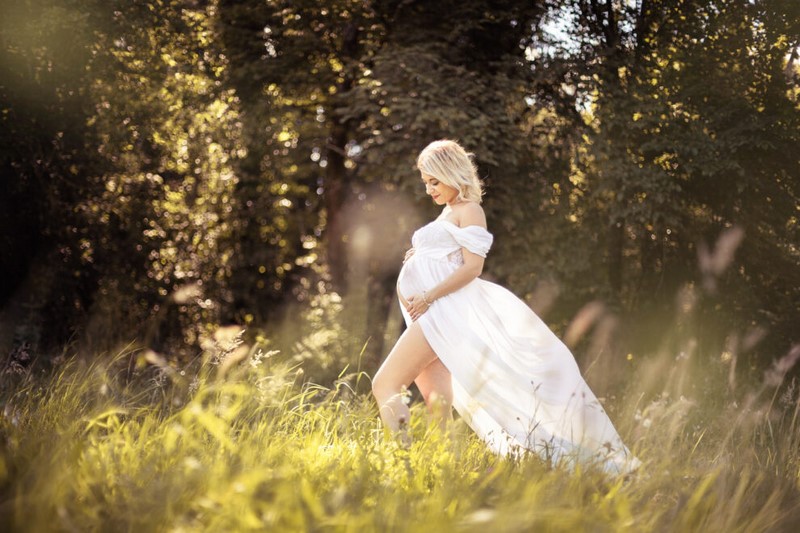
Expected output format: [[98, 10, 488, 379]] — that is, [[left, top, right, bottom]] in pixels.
[[397, 259, 426, 301], [397, 256, 451, 300]]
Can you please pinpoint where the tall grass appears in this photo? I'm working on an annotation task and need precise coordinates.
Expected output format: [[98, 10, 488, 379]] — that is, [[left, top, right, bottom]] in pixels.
[[1, 323, 799, 532]]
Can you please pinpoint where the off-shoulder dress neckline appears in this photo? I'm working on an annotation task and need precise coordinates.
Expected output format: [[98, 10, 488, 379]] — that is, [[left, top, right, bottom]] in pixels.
[[432, 218, 488, 232]]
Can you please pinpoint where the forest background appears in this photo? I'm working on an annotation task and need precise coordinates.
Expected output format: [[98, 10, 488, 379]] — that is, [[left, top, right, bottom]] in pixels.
[[1, 0, 800, 530], [2, 0, 797, 386]]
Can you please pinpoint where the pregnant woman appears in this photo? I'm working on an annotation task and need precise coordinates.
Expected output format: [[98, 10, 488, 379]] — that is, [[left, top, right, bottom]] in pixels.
[[371, 140, 639, 474]]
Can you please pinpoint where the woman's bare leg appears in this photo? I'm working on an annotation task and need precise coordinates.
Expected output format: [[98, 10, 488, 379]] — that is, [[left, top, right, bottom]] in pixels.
[[372, 321, 438, 435], [415, 359, 453, 429]]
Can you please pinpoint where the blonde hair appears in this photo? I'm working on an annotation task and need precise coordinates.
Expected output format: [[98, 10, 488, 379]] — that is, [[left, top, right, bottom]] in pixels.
[[416, 140, 484, 204]]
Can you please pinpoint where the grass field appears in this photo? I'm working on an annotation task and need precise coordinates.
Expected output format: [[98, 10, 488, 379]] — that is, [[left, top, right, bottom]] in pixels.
[[1, 330, 799, 532]]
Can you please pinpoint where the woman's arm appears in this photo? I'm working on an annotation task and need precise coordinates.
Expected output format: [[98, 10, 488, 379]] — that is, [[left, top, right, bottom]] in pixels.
[[406, 203, 486, 320], [406, 254, 483, 321], [422, 248, 484, 302]]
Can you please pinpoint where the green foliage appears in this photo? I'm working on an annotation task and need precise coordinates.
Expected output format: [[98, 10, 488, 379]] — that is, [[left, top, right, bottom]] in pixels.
[[81, 3, 247, 353], [0, 0, 103, 331], [213, 0, 555, 366], [1, 1, 290, 355], [527, 0, 800, 352]]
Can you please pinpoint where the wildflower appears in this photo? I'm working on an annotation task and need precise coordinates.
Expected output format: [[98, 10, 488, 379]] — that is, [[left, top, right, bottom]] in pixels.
[[205, 326, 246, 366], [188, 376, 200, 395], [249, 349, 279, 369]]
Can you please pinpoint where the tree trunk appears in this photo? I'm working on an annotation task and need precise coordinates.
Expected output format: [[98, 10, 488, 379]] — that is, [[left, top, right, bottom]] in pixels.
[[324, 120, 350, 293], [323, 21, 360, 293]]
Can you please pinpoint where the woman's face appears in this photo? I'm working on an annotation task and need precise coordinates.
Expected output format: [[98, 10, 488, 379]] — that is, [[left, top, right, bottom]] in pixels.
[[421, 173, 459, 206]]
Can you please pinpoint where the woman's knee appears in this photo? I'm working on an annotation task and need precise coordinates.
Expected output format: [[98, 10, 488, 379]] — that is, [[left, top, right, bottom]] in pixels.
[[371, 369, 393, 399]]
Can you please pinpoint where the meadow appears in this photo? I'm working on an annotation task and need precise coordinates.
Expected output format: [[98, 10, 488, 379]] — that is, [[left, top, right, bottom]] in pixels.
[[1, 321, 799, 532]]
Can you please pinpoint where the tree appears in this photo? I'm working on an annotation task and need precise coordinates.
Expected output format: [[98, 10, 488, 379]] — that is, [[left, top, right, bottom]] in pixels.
[[530, 0, 800, 357], [1, 0, 106, 347], [216, 0, 552, 368], [1, 0, 252, 357]]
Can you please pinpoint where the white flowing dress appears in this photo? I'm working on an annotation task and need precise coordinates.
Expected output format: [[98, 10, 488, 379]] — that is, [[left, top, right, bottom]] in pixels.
[[396, 219, 640, 474]]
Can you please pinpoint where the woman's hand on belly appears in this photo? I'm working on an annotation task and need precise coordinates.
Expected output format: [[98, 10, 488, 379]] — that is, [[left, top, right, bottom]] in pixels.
[[406, 293, 431, 322], [403, 247, 415, 264]]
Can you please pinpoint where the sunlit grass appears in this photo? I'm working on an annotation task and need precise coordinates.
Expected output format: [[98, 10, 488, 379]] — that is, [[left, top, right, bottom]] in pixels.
[[1, 333, 799, 532]]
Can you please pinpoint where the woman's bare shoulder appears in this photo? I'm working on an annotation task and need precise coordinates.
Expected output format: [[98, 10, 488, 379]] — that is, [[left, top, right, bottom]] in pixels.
[[454, 201, 486, 228]]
